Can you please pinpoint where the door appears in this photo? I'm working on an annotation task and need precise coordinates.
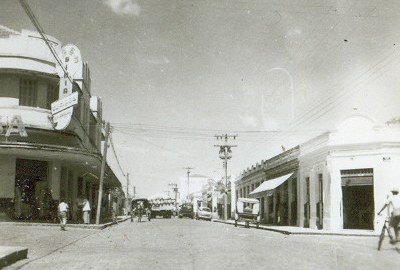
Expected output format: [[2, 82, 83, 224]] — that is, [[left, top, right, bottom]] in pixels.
[[341, 169, 374, 230]]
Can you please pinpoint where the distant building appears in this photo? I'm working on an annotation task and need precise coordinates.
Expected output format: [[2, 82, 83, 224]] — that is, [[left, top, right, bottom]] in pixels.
[[235, 114, 400, 233], [0, 25, 122, 222]]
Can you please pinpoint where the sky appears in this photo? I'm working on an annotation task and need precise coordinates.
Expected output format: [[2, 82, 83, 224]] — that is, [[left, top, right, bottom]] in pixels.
[[2, 0, 400, 197]]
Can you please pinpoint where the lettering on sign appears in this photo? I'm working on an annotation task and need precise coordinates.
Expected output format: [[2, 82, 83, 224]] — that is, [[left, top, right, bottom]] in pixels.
[[0, 115, 28, 137], [51, 92, 78, 115], [52, 107, 73, 123]]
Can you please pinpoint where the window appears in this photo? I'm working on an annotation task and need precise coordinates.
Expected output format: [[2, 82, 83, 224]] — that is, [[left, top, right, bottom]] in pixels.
[[318, 174, 323, 202], [19, 79, 37, 107], [46, 84, 58, 109]]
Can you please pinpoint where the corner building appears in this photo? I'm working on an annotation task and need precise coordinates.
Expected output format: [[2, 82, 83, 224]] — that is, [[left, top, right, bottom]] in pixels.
[[0, 25, 122, 222], [235, 114, 400, 233]]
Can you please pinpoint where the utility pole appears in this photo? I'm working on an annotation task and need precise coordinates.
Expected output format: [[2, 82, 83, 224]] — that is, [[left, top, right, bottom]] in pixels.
[[133, 186, 136, 199], [183, 167, 194, 200], [169, 183, 178, 209], [96, 122, 111, 225], [214, 134, 237, 221], [125, 173, 130, 213]]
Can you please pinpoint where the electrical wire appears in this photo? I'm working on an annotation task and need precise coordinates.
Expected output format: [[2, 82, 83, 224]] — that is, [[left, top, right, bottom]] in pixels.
[[109, 130, 126, 177], [18, 0, 73, 84]]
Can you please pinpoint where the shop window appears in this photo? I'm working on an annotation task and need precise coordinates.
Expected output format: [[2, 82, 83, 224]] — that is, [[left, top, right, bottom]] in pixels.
[[19, 79, 37, 107]]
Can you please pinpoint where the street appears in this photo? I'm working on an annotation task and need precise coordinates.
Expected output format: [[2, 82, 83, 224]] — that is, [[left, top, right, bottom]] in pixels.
[[1, 219, 399, 270]]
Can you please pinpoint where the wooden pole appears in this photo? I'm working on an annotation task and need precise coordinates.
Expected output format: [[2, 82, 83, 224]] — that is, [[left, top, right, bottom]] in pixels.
[[96, 122, 110, 225]]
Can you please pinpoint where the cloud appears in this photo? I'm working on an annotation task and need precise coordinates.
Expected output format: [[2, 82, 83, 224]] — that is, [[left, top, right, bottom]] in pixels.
[[239, 114, 258, 128], [104, 0, 141, 16]]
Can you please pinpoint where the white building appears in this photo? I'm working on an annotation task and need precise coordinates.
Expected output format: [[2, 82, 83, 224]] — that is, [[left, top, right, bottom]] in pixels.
[[235, 114, 400, 233], [0, 25, 123, 222]]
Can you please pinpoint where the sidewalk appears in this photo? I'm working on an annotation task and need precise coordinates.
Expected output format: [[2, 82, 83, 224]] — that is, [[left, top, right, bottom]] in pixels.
[[0, 216, 130, 230], [0, 216, 129, 268], [212, 219, 379, 237], [0, 246, 28, 269]]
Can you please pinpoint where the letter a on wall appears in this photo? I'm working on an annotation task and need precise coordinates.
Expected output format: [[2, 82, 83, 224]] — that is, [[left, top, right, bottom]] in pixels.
[[5, 115, 28, 137]]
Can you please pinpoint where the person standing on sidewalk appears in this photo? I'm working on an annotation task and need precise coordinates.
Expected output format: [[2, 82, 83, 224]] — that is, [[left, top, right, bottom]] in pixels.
[[82, 198, 91, 224], [58, 199, 69, 231]]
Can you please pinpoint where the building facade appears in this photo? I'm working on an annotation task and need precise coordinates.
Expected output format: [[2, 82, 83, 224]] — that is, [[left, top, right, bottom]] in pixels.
[[235, 115, 400, 233], [0, 25, 122, 222]]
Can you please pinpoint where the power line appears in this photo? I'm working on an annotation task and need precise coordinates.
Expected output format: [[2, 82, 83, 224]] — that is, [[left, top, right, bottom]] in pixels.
[[109, 129, 126, 177], [291, 45, 400, 128], [18, 0, 73, 84]]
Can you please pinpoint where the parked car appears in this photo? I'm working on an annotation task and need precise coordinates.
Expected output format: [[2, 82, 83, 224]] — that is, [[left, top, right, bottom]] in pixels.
[[235, 198, 260, 228], [196, 207, 212, 221], [178, 203, 194, 219]]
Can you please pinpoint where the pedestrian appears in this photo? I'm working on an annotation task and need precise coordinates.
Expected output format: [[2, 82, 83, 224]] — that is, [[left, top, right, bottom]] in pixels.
[[378, 187, 400, 244], [82, 198, 91, 224], [112, 199, 118, 224], [58, 198, 69, 231], [137, 201, 144, 222]]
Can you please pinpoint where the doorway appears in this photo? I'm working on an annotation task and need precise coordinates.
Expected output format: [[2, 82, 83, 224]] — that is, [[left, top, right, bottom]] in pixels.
[[341, 169, 374, 230], [15, 159, 48, 219]]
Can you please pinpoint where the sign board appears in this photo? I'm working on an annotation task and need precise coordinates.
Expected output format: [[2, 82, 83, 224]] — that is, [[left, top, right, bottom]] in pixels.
[[59, 77, 73, 99], [51, 92, 78, 115], [53, 107, 73, 130]]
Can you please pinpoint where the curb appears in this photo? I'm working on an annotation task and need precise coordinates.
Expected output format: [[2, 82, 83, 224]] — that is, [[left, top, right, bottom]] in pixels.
[[0, 217, 130, 230], [0, 246, 28, 269], [212, 219, 379, 237]]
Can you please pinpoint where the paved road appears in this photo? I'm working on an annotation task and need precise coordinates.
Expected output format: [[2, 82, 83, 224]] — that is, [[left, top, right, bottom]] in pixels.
[[1, 218, 399, 269]]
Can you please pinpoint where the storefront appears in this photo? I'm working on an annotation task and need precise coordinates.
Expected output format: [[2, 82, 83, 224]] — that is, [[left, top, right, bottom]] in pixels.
[[235, 115, 400, 233]]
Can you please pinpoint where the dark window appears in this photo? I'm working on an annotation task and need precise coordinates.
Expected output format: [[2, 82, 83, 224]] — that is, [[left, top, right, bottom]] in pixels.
[[19, 79, 37, 107], [46, 84, 58, 109], [318, 174, 323, 202], [89, 114, 97, 145], [306, 177, 310, 203]]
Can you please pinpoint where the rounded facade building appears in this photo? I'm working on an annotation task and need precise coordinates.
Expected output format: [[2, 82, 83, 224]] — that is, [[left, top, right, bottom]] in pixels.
[[0, 25, 122, 222]]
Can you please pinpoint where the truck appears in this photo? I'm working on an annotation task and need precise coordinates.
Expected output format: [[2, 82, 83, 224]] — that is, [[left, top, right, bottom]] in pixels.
[[149, 197, 175, 219]]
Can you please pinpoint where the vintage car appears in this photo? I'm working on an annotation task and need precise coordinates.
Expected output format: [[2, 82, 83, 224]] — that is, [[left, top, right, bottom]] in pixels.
[[131, 198, 151, 222], [235, 198, 260, 228], [196, 207, 212, 221], [178, 203, 194, 219]]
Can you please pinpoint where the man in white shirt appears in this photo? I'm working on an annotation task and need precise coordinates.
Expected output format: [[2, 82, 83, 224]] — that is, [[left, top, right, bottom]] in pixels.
[[82, 199, 91, 224], [58, 199, 69, 231], [379, 187, 400, 243]]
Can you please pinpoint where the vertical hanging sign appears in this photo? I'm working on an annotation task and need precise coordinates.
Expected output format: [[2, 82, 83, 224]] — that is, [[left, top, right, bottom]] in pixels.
[[53, 44, 82, 130]]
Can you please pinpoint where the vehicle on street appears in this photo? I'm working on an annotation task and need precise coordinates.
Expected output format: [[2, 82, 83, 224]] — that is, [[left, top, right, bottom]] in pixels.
[[235, 198, 260, 228], [196, 207, 212, 221], [178, 203, 194, 219], [131, 198, 152, 222], [150, 198, 174, 218]]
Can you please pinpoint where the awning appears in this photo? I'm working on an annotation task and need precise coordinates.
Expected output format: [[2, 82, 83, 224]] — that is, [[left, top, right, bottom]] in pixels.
[[249, 173, 293, 196], [237, 198, 259, 204]]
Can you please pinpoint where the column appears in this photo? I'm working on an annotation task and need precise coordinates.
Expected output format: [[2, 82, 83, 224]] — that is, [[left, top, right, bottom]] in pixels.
[[71, 170, 78, 221], [328, 160, 342, 231], [288, 178, 293, 226], [48, 161, 61, 200], [309, 169, 317, 229]]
